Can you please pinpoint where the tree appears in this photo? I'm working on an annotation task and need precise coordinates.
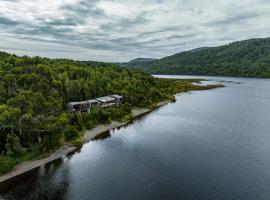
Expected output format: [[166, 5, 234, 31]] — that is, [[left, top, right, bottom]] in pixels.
[[5, 133, 22, 157]]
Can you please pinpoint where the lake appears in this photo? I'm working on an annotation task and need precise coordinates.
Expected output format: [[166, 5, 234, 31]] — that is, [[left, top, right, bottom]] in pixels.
[[1, 75, 270, 200]]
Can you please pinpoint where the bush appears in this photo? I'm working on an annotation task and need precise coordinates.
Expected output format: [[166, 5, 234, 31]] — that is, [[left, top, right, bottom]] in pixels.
[[5, 134, 23, 157], [69, 113, 83, 131], [86, 120, 95, 129], [71, 139, 83, 147], [0, 156, 17, 175], [122, 114, 132, 121], [64, 126, 79, 141]]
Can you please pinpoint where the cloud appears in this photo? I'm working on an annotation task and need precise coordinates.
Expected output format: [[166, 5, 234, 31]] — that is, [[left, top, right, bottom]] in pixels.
[[0, 16, 18, 25], [0, 0, 270, 62]]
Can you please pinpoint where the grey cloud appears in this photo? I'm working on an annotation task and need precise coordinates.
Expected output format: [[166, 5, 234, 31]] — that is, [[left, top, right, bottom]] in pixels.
[[206, 11, 261, 27], [99, 15, 150, 35], [0, 0, 270, 62], [138, 26, 189, 37], [166, 33, 198, 41], [0, 16, 18, 25], [41, 18, 81, 27], [61, 0, 105, 19]]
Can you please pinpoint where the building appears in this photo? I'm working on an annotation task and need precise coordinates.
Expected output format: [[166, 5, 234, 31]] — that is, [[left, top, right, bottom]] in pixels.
[[110, 95, 124, 104], [67, 101, 90, 112], [67, 94, 124, 113], [87, 99, 100, 110], [96, 96, 117, 108]]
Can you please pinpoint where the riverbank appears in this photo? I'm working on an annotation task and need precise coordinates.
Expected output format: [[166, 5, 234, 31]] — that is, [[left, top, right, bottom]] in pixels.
[[0, 101, 170, 185]]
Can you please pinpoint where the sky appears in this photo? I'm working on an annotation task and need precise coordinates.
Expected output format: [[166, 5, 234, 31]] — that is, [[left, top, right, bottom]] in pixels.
[[0, 0, 270, 62]]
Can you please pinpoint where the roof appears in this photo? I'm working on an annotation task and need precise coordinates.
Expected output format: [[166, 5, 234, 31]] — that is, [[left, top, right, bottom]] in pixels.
[[96, 96, 116, 103], [67, 101, 88, 106], [67, 94, 123, 106], [110, 95, 123, 99], [87, 99, 99, 103]]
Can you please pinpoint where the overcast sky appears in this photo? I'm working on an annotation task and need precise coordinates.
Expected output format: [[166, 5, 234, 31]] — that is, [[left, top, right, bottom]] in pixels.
[[0, 0, 270, 62]]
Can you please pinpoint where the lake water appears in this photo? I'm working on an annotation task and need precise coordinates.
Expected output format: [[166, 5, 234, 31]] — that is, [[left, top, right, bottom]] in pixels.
[[1, 75, 270, 200]]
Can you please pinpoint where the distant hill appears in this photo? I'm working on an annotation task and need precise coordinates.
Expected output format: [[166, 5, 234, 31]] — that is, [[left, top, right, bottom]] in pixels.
[[120, 37, 270, 78], [129, 58, 157, 63]]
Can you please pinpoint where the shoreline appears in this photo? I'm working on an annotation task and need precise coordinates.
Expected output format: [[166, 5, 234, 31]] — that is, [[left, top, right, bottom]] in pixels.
[[0, 101, 171, 186]]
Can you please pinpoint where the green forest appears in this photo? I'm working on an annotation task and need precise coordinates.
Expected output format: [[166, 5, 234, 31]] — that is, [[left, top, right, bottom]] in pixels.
[[121, 37, 270, 78], [0, 51, 219, 175]]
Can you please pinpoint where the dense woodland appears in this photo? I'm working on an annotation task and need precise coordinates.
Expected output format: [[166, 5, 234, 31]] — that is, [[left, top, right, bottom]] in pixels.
[[121, 38, 270, 78], [0, 51, 215, 175]]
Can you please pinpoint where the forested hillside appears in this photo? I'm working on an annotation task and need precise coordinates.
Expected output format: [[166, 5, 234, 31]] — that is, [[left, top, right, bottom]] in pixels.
[[121, 38, 270, 78], [0, 51, 215, 175]]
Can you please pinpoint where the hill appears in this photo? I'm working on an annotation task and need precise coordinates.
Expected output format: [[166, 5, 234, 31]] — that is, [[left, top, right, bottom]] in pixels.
[[120, 38, 270, 78]]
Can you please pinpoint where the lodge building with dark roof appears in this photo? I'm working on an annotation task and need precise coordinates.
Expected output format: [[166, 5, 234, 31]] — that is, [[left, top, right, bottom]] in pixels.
[[67, 95, 124, 113]]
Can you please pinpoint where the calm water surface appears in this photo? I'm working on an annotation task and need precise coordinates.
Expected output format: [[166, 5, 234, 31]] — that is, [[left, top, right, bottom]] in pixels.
[[1, 75, 270, 200]]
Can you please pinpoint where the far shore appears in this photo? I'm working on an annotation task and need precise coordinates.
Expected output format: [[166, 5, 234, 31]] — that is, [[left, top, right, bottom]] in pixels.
[[0, 101, 170, 186]]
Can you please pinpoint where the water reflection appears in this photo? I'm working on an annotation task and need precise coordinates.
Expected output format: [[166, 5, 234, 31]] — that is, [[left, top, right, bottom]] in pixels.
[[92, 131, 111, 141], [1, 159, 71, 200], [215, 79, 243, 84]]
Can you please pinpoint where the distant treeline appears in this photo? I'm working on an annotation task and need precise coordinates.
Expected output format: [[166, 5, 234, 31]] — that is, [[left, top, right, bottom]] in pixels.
[[120, 37, 270, 78]]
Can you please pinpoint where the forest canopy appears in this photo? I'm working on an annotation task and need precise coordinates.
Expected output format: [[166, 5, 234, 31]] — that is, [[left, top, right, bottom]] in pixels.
[[0, 51, 210, 175]]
